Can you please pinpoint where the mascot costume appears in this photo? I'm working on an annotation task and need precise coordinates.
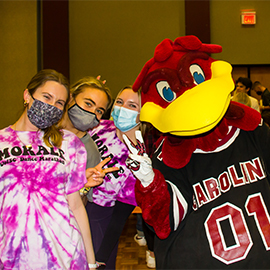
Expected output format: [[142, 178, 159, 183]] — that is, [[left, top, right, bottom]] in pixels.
[[123, 35, 270, 269]]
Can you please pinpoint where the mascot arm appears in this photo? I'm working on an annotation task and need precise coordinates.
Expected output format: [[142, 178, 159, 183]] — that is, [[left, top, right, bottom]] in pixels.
[[123, 131, 173, 238], [135, 169, 172, 239], [124, 131, 189, 238], [123, 131, 155, 187]]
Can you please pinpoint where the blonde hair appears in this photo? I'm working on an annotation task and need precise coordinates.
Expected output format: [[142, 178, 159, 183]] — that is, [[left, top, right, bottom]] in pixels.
[[26, 69, 70, 148], [232, 92, 251, 107], [112, 85, 142, 108], [70, 76, 113, 110]]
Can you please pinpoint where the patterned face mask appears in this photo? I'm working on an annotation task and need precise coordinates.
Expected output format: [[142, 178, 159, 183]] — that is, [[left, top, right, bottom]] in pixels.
[[68, 103, 100, 131], [111, 106, 140, 132], [27, 99, 64, 129]]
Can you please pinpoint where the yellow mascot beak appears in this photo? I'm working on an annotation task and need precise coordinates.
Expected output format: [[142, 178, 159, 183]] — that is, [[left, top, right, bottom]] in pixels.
[[140, 60, 234, 136]]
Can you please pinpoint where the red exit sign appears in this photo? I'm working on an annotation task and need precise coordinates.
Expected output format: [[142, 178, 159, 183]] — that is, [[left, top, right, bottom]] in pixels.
[[241, 11, 256, 25]]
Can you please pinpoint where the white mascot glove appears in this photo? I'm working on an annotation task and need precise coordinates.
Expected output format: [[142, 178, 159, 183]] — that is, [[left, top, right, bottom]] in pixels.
[[123, 130, 155, 187]]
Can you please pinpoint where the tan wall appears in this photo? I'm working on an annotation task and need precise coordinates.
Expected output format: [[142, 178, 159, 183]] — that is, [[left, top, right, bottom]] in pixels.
[[69, 0, 185, 98], [0, 1, 37, 129], [69, 0, 270, 98], [211, 1, 270, 64], [1, 0, 270, 130]]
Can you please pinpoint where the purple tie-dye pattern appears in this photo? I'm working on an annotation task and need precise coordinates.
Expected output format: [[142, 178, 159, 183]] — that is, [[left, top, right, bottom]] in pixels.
[[88, 120, 137, 207], [0, 127, 88, 269]]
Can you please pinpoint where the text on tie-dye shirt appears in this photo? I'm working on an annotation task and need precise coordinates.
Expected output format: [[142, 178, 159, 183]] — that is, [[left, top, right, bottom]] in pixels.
[[0, 127, 88, 270], [88, 120, 137, 207]]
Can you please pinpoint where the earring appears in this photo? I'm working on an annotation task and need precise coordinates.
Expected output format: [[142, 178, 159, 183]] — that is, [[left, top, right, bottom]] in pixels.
[[24, 100, 28, 107]]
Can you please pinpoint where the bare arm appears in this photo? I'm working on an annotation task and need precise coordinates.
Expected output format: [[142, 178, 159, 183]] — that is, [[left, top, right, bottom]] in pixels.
[[67, 191, 96, 270]]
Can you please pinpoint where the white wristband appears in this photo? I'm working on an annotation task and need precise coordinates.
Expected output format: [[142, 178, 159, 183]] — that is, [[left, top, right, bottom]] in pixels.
[[88, 263, 97, 269]]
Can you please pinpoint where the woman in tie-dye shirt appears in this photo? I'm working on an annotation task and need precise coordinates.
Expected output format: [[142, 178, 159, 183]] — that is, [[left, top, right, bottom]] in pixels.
[[0, 70, 97, 270], [86, 86, 143, 269]]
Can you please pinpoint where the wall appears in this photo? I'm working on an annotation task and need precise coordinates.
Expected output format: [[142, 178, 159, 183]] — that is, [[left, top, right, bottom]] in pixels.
[[1, 0, 270, 130], [69, 0, 270, 98], [0, 1, 37, 129], [69, 0, 185, 98], [211, 1, 270, 101], [210, 0, 270, 64]]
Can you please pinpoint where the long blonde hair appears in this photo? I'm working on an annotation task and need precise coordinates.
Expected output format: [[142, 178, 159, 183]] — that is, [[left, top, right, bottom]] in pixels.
[[232, 92, 251, 107], [26, 69, 70, 148]]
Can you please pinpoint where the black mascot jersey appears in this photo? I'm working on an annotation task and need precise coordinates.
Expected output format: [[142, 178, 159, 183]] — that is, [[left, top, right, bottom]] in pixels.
[[152, 122, 270, 269]]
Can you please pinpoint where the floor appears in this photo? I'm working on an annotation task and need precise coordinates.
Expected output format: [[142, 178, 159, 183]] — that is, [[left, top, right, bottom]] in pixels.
[[115, 213, 155, 270]]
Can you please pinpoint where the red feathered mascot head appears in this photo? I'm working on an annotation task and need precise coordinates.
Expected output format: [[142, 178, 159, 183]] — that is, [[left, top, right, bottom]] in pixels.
[[133, 35, 261, 168], [133, 35, 237, 136]]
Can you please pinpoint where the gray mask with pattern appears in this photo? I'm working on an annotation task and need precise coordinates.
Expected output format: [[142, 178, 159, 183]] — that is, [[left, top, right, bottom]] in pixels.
[[27, 99, 63, 129]]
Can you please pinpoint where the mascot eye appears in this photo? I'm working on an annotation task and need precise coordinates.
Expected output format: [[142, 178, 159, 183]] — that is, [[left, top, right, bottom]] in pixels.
[[189, 64, 205, 85], [156, 81, 176, 103]]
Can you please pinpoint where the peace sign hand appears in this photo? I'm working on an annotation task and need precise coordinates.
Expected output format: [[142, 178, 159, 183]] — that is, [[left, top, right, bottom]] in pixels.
[[84, 157, 119, 189], [123, 130, 154, 187]]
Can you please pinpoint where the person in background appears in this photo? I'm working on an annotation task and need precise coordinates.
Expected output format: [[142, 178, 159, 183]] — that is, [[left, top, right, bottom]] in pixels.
[[253, 81, 270, 126], [60, 76, 118, 206], [234, 77, 260, 112], [0, 69, 97, 270], [86, 86, 142, 269], [134, 213, 147, 246]]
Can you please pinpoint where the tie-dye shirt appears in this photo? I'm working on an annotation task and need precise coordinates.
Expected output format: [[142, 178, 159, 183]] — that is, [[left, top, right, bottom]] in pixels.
[[88, 120, 137, 207], [0, 126, 88, 270]]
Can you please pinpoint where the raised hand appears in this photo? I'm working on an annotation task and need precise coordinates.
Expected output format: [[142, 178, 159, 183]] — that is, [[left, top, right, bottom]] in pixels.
[[123, 130, 154, 187], [84, 157, 119, 189]]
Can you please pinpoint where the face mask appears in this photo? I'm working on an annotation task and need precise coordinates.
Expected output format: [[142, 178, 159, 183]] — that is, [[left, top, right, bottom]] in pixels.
[[27, 99, 63, 129], [111, 106, 139, 132], [68, 103, 99, 131]]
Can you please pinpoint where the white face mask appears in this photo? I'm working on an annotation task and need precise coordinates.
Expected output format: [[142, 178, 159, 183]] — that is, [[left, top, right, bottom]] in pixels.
[[111, 106, 139, 132]]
